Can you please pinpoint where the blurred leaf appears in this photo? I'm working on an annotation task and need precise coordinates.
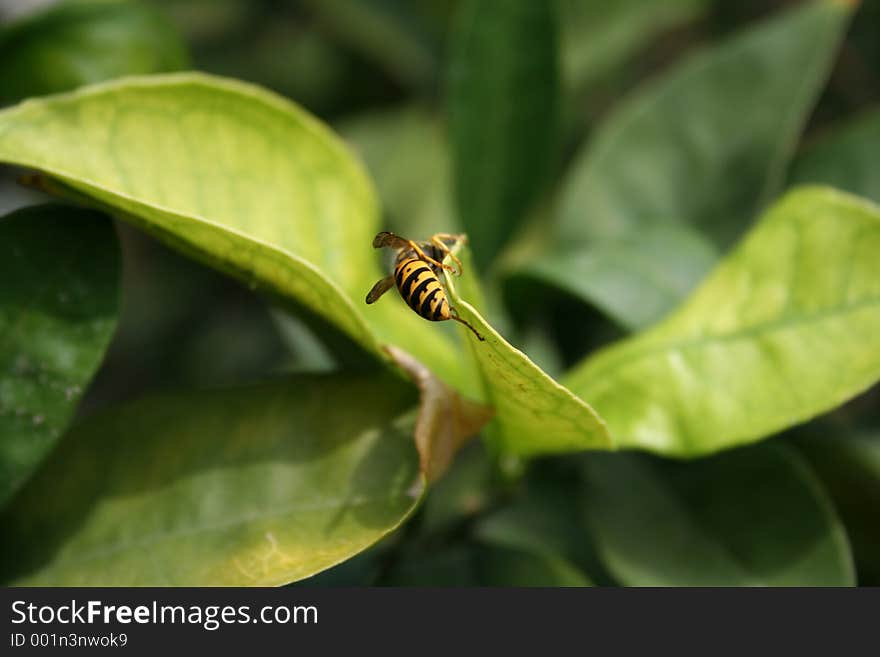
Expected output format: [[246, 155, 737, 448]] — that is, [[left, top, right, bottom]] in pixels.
[[270, 309, 337, 373], [475, 544, 592, 586], [521, 224, 719, 330], [0, 204, 119, 506], [0, 0, 189, 104], [797, 432, 880, 585], [475, 466, 608, 583], [790, 109, 880, 204], [565, 187, 880, 456], [382, 545, 477, 586], [449, 0, 560, 268], [558, 0, 707, 93], [443, 251, 611, 457], [80, 226, 296, 413], [0, 73, 485, 400], [148, 0, 251, 44], [194, 22, 351, 113], [583, 444, 854, 586], [380, 540, 590, 586], [339, 105, 457, 239], [0, 373, 424, 586], [559, 0, 851, 247], [523, 0, 853, 329], [476, 485, 572, 556], [420, 441, 493, 535], [303, 0, 439, 88]]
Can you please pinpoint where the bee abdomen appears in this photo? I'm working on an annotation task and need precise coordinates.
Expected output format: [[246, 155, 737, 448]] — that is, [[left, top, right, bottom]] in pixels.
[[394, 257, 451, 322]]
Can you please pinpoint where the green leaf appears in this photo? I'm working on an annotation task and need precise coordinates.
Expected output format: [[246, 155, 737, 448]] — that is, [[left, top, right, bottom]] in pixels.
[[522, 0, 853, 330], [475, 466, 605, 584], [340, 112, 552, 460], [382, 545, 477, 586], [797, 432, 880, 585], [583, 444, 855, 586], [558, 0, 707, 94], [0, 0, 189, 103], [381, 542, 591, 586], [449, 0, 560, 268], [520, 224, 719, 330], [301, 0, 439, 88], [444, 249, 612, 457], [0, 373, 424, 586], [0, 73, 477, 399], [790, 109, 880, 204], [558, 0, 852, 247], [0, 204, 119, 506], [565, 187, 880, 456], [339, 106, 457, 239], [475, 544, 592, 587], [419, 441, 493, 535]]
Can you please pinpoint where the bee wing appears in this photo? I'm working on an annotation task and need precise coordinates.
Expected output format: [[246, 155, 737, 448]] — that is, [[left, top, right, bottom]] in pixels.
[[365, 275, 396, 304], [373, 231, 410, 249]]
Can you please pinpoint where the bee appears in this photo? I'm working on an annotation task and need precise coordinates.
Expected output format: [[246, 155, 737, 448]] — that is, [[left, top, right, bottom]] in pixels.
[[366, 231, 485, 341]]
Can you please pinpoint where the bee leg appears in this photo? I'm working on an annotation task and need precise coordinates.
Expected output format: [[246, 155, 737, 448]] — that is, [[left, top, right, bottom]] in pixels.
[[450, 307, 484, 341], [407, 239, 457, 274], [432, 232, 467, 245], [430, 234, 464, 276]]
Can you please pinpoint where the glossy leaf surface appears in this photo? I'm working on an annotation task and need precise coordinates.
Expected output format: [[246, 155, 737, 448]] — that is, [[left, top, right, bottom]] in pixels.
[[583, 445, 854, 586], [566, 187, 880, 456], [444, 252, 611, 456], [523, 0, 853, 329], [1, 374, 423, 586], [449, 0, 560, 267], [0, 73, 473, 395], [0, 205, 119, 505]]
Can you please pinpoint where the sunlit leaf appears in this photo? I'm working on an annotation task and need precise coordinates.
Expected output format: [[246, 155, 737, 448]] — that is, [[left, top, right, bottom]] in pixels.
[[443, 252, 611, 456], [0, 0, 188, 103], [0, 204, 119, 506], [0, 73, 478, 397], [449, 0, 560, 268], [566, 187, 880, 456], [0, 373, 424, 586], [583, 444, 854, 586]]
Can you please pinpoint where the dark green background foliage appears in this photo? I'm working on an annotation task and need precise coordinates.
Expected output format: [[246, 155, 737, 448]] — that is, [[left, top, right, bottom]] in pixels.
[[0, 0, 878, 586]]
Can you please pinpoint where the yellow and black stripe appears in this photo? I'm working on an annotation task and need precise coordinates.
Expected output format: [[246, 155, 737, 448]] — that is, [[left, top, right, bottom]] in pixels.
[[394, 257, 451, 322]]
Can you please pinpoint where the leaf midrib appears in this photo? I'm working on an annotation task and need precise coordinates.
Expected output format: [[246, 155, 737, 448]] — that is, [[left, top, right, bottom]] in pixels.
[[570, 294, 880, 388]]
